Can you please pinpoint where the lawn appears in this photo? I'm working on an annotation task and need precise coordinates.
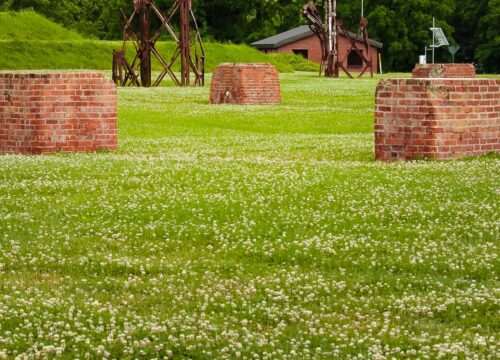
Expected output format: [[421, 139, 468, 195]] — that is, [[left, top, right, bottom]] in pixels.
[[0, 72, 498, 359]]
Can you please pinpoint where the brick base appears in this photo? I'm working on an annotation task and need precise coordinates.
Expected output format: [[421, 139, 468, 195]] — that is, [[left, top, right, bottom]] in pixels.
[[210, 63, 281, 105], [412, 64, 476, 78], [375, 78, 500, 161], [0, 72, 117, 154]]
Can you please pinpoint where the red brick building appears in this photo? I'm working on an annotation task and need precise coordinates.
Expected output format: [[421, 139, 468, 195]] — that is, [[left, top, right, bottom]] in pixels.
[[251, 25, 383, 73]]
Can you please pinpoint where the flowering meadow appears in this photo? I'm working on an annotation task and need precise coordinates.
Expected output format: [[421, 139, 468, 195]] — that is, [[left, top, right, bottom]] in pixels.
[[0, 73, 498, 359]]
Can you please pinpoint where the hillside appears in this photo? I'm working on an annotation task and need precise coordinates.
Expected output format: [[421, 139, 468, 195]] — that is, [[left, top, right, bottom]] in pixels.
[[0, 11, 83, 41], [0, 40, 317, 73], [0, 11, 318, 73]]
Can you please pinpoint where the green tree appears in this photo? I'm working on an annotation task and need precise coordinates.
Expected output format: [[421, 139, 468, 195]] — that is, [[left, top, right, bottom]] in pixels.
[[452, 0, 488, 64], [475, 0, 500, 72], [366, 0, 455, 71], [2, 0, 498, 73]]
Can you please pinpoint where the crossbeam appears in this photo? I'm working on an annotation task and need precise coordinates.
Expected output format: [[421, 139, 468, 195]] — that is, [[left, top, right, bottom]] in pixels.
[[302, 1, 373, 79], [112, 0, 205, 87]]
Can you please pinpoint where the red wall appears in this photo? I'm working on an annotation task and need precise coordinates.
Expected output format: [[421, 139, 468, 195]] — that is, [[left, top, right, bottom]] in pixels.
[[412, 64, 476, 78], [0, 72, 118, 154], [276, 34, 379, 74], [375, 78, 500, 161], [210, 63, 281, 105]]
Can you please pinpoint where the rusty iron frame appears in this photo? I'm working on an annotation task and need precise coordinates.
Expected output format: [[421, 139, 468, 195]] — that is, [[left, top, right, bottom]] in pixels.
[[336, 17, 373, 78], [303, 1, 337, 77], [302, 1, 373, 79], [112, 0, 205, 87]]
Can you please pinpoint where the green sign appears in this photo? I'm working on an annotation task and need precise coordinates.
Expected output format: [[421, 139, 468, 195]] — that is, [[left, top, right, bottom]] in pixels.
[[448, 45, 460, 63]]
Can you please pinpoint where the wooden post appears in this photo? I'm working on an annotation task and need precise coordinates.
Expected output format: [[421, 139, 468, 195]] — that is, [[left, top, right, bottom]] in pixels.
[[325, 0, 334, 77], [139, 1, 152, 87], [332, 0, 339, 77], [179, 0, 191, 86]]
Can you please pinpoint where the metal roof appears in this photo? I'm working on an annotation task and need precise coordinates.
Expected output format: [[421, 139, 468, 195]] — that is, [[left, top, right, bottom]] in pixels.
[[251, 25, 383, 49]]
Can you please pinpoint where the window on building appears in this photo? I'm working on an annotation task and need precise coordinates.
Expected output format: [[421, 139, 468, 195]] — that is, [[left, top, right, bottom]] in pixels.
[[347, 50, 363, 67], [293, 49, 309, 59]]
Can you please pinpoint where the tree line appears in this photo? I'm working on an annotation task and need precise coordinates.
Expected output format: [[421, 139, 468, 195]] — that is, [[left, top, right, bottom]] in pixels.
[[1, 0, 498, 72]]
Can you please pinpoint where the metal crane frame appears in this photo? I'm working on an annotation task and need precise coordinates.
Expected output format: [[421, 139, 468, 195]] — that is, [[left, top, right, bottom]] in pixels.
[[112, 0, 205, 87], [302, 0, 374, 78]]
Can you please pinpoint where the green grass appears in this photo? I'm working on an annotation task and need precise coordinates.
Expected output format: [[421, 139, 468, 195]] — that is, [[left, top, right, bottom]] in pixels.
[[0, 73, 498, 359], [0, 39, 318, 73], [0, 11, 83, 41], [0, 10, 318, 73]]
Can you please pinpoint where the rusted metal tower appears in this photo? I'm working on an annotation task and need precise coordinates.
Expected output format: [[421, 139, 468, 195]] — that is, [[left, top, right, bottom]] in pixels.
[[302, 0, 373, 78], [303, 1, 338, 77], [337, 16, 374, 78], [325, 0, 337, 77], [112, 0, 205, 87]]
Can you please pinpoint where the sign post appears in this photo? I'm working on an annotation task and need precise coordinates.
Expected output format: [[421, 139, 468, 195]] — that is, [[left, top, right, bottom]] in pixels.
[[429, 17, 449, 64], [448, 45, 460, 63]]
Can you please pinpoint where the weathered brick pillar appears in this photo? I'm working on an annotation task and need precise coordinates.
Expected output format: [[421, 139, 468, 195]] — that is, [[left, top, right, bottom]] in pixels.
[[210, 63, 281, 105], [375, 78, 500, 161], [412, 64, 476, 78], [0, 72, 118, 154]]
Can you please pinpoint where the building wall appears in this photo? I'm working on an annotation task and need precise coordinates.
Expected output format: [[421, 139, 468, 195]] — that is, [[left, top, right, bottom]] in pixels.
[[276, 34, 379, 74], [278, 36, 323, 64]]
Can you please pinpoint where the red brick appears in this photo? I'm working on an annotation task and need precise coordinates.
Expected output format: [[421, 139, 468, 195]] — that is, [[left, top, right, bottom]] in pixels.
[[210, 63, 281, 105], [375, 78, 500, 161], [0, 72, 118, 154], [412, 64, 476, 78]]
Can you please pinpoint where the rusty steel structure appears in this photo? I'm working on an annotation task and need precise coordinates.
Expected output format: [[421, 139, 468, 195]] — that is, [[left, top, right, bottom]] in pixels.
[[112, 0, 205, 87], [303, 1, 337, 77], [302, 0, 373, 78]]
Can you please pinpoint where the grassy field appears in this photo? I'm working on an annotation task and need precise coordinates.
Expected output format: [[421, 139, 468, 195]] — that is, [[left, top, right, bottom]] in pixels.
[[0, 73, 499, 359], [0, 11, 317, 73]]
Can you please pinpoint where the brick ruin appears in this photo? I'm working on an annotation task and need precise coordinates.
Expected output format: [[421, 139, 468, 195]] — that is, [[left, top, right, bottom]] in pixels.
[[412, 63, 476, 79], [375, 78, 500, 161], [210, 63, 281, 105], [0, 72, 117, 154]]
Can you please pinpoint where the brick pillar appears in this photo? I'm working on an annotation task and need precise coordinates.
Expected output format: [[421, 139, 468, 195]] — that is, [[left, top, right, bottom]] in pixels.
[[412, 64, 476, 78], [0, 72, 118, 154], [375, 78, 500, 161], [210, 63, 281, 105]]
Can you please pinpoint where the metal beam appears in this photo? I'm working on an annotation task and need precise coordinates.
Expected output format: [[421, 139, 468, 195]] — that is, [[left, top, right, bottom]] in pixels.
[[112, 0, 205, 87]]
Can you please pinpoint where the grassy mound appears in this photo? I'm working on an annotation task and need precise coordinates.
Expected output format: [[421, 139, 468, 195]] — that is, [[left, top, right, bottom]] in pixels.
[[0, 10, 83, 41], [0, 10, 318, 73], [0, 40, 318, 73]]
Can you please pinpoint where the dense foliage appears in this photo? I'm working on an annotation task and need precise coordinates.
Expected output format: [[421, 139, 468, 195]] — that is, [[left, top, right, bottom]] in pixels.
[[1, 0, 498, 71]]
